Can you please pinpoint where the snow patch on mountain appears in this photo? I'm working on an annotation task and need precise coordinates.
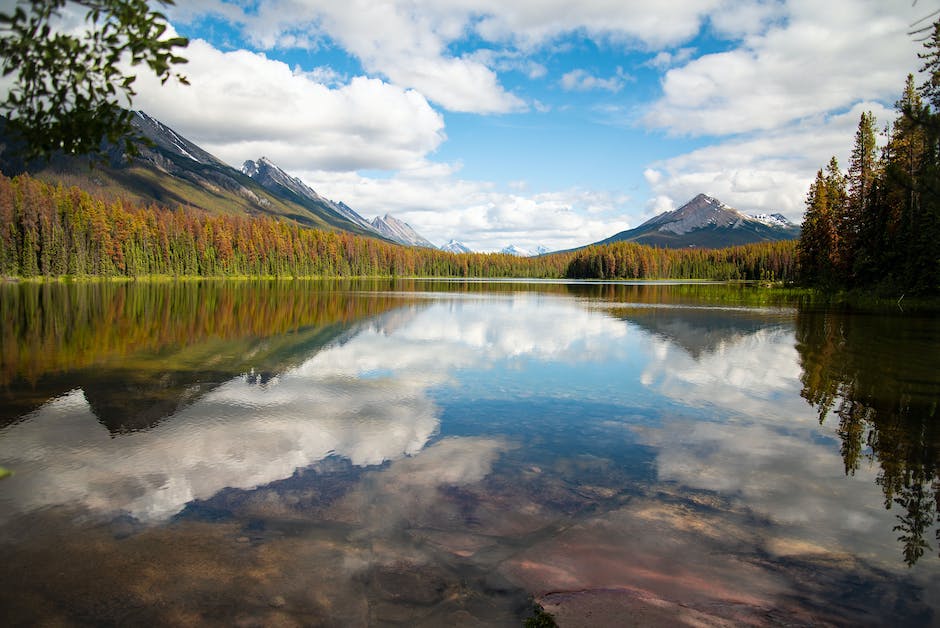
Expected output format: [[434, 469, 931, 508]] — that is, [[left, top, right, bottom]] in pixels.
[[747, 213, 794, 228], [242, 157, 377, 233], [371, 214, 436, 248], [132, 111, 223, 166], [441, 239, 472, 254]]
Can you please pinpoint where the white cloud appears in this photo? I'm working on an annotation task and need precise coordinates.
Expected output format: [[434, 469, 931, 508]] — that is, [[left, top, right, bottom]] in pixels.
[[136, 1, 929, 237], [298, 168, 633, 251], [644, 0, 920, 136], [643, 47, 696, 70], [131, 39, 445, 172], [643, 101, 896, 221], [560, 68, 629, 93], [168, 0, 751, 114]]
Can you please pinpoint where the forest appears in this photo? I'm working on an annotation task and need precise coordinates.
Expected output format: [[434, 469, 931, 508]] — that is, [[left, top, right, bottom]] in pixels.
[[797, 24, 940, 295], [0, 172, 797, 282]]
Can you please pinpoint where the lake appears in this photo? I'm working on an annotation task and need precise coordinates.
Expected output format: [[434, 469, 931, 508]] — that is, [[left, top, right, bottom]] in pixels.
[[1, 279, 938, 626]]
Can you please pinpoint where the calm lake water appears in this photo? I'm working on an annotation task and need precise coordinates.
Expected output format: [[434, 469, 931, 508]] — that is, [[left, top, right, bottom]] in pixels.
[[1, 279, 938, 626]]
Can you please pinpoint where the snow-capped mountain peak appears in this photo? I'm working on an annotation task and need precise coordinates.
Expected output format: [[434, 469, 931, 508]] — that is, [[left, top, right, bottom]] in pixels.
[[441, 239, 472, 254], [637, 193, 748, 235], [241, 157, 323, 202], [370, 214, 436, 248], [499, 244, 549, 257], [594, 192, 801, 249]]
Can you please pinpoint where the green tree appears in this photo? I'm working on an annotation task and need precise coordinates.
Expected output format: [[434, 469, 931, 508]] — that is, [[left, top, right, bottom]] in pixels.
[[842, 111, 878, 281], [797, 165, 841, 286], [0, 0, 188, 160]]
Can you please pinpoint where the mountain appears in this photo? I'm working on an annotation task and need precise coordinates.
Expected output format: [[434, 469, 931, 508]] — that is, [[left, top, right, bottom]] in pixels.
[[370, 214, 436, 248], [500, 244, 548, 257], [241, 156, 379, 234], [441, 239, 472, 253], [500, 244, 529, 256], [1, 111, 379, 237], [595, 193, 800, 249]]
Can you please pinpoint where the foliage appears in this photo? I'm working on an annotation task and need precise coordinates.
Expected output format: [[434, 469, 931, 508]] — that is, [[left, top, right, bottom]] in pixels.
[[0, 173, 800, 282], [0, 0, 188, 160], [523, 603, 558, 628], [797, 25, 940, 295], [565, 238, 796, 282]]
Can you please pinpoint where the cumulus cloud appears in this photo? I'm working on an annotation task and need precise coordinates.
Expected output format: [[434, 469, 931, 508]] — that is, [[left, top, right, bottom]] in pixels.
[[297, 168, 634, 251], [131, 39, 445, 172], [136, 1, 928, 236], [644, 0, 920, 136], [643, 47, 696, 70], [167, 1, 802, 114], [643, 101, 896, 221], [560, 68, 629, 93]]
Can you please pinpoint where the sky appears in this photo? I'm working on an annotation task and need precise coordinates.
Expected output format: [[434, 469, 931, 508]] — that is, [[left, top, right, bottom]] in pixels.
[[61, 1, 940, 251]]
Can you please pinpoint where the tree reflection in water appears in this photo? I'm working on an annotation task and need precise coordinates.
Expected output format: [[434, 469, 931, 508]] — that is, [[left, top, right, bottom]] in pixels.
[[795, 306, 940, 565]]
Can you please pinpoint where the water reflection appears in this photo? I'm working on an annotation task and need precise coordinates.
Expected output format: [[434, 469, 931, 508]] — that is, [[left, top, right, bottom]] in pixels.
[[796, 307, 940, 566], [0, 281, 938, 625]]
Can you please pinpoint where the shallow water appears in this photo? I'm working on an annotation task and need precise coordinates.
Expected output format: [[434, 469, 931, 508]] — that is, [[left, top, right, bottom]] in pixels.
[[0, 280, 938, 626]]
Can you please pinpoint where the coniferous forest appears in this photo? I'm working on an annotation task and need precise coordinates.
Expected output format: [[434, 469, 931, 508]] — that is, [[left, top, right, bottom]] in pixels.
[[0, 172, 796, 282], [797, 25, 940, 295]]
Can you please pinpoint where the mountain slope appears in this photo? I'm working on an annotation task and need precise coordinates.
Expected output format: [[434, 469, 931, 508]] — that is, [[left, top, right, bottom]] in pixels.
[[596, 194, 800, 249], [370, 214, 436, 248], [241, 156, 379, 235], [2, 111, 378, 236]]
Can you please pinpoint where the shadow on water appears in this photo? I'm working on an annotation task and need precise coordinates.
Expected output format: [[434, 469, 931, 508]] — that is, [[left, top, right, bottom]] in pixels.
[[796, 306, 940, 567]]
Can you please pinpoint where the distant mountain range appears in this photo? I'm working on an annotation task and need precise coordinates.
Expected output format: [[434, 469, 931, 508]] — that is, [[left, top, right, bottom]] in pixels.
[[594, 193, 800, 249], [500, 244, 548, 257], [0, 111, 437, 248]]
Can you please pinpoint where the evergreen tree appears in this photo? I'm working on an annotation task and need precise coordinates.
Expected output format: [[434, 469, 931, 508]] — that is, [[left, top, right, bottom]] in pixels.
[[882, 75, 930, 291], [797, 168, 838, 286], [844, 112, 879, 282]]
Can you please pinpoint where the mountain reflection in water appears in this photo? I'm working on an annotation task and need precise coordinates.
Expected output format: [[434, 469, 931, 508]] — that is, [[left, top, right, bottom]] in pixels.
[[0, 280, 937, 626]]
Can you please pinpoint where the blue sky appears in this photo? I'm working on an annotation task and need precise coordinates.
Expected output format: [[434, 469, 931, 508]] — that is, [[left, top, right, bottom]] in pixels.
[[123, 0, 925, 251]]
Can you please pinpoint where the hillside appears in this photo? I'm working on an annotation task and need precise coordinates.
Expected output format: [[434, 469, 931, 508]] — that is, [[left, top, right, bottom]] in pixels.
[[0, 112, 379, 237]]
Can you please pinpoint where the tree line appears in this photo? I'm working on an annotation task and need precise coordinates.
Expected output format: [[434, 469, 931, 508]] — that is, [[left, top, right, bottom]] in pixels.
[[798, 26, 940, 295], [564, 239, 796, 282], [0, 172, 798, 282]]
